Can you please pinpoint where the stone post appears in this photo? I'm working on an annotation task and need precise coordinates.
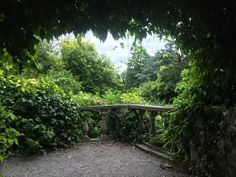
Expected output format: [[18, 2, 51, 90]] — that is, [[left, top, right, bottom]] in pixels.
[[82, 111, 90, 141], [159, 111, 167, 129], [114, 108, 121, 140], [190, 140, 198, 161], [100, 109, 110, 140], [149, 111, 157, 135], [114, 109, 121, 130], [138, 110, 145, 134]]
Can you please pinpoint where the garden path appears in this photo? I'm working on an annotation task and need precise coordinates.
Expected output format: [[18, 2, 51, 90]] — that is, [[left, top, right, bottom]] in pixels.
[[0, 142, 191, 177]]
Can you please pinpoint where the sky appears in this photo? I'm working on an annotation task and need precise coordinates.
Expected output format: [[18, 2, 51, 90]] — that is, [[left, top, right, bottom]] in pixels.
[[83, 31, 167, 72]]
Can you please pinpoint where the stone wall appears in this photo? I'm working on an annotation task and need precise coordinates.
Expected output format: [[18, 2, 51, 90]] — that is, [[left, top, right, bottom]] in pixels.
[[221, 107, 236, 177], [190, 107, 236, 177]]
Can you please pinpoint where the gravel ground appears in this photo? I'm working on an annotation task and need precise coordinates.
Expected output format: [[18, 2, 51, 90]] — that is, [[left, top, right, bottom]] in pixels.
[[0, 142, 191, 177]]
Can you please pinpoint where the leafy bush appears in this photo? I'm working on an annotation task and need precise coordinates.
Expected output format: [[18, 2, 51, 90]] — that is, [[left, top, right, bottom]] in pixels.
[[149, 114, 166, 147], [162, 63, 236, 177], [60, 36, 122, 94], [120, 89, 146, 104], [108, 108, 149, 143], [142, 58, 187, 104], [86, 110, 101, 138], [71, 92, 104, 138], [149, 133, 164, 147], [71, 92, 104, 106], [13, 90, 82, 153], [0, 73, 82, 154], [0, 103, 20, 162], [102, 90, 122, 104], [42, 70, 82, 94], [103, 89, 146, 105], [141, 81, 166, 105]]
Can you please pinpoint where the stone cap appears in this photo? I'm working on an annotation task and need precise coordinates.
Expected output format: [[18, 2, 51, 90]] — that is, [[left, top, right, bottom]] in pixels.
[[78, 104, 173, 112]]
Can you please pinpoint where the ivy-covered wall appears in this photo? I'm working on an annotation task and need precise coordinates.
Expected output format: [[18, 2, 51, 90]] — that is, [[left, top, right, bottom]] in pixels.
[[189, 107, 236, 177]]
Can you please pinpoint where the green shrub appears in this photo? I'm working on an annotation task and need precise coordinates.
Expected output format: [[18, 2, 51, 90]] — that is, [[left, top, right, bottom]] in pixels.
[[108, 109, 149, 143], [71, 92, 104, 106], [13, 90, 82, 152], [142, 60, 187, 104], [149, 133, 164, 147], [102, 90, 122, 104], [86, 110, 101, 138], [0, 103, 20, 162], [141, 81, 167, 105], [120, 89, 146, 104], [103, 89, 146, 105], [42, 70, 82, 94], [0, 72, 82, 154], [71, 92, 104, 138], [162, 64, 235, 177]]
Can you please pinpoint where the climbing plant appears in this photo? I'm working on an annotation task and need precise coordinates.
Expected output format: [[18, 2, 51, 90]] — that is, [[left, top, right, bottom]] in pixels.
[[0, 1, 235, 67]]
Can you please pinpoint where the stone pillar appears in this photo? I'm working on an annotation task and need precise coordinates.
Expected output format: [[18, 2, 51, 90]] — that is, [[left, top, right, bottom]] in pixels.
[[114, 108, 121, 140], [82, 111, 90, 141], [100, 110, 110, 140], [138, 110, 145, 134], [114, 109, 121, 130], [160, 111, 167, 129], [149, 111, 157, 135], [190, 140, 198, 161]]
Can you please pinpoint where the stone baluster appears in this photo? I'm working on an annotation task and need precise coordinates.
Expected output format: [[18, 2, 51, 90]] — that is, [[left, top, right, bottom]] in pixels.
[[149, 111, 157, 135], [159, 111, 167, 129], [138, 110, 145, 134], [114, 109, 121, 130], [100, 109, 110, 140], [82, 111, 90, 141], [114, 108, 121, 140]]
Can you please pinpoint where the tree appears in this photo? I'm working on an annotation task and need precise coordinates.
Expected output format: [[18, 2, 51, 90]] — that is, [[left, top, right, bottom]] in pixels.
[[142, 55, 188, 103], [60, 36, 121, 94], [124, 43, 148, 88], [124, 42, 185, 90]]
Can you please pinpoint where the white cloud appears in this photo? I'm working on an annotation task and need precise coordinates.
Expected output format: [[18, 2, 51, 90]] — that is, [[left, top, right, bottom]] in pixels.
[[84, 31, 166, 72]]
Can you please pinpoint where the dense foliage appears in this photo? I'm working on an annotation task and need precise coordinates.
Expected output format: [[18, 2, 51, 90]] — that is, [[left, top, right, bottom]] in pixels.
[[0, 71, 83, 154], [108, 109, 150, 143], [0, 0, 235, 104], [0, 103, 20, 162], [124, 43, 181, 88], [0, 35, 127, 159], [142, 57, 188, 103], [1, 1, 235, 73], [60, 36, 121, 94], [123, 42, 188, 104]]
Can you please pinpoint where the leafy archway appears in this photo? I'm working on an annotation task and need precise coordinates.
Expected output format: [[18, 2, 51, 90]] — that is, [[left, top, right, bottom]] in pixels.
[[1, 0, 235, 102], [0, 1, 235, 64]]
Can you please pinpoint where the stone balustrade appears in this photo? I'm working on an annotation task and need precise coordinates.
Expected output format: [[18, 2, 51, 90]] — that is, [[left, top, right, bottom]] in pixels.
[[78, 104, 172, 141]]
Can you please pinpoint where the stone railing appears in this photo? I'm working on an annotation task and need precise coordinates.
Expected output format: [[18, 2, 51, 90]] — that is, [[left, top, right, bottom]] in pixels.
[[78, 104, 172, 141]]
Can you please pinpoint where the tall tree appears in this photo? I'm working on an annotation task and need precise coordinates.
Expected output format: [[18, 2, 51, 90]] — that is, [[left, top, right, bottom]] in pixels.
[[124, 42, 185, 89], [60, 36, 121, 94]]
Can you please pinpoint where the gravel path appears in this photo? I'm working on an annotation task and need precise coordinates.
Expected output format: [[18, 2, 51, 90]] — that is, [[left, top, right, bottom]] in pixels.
[[0, 142, 191, 177]]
